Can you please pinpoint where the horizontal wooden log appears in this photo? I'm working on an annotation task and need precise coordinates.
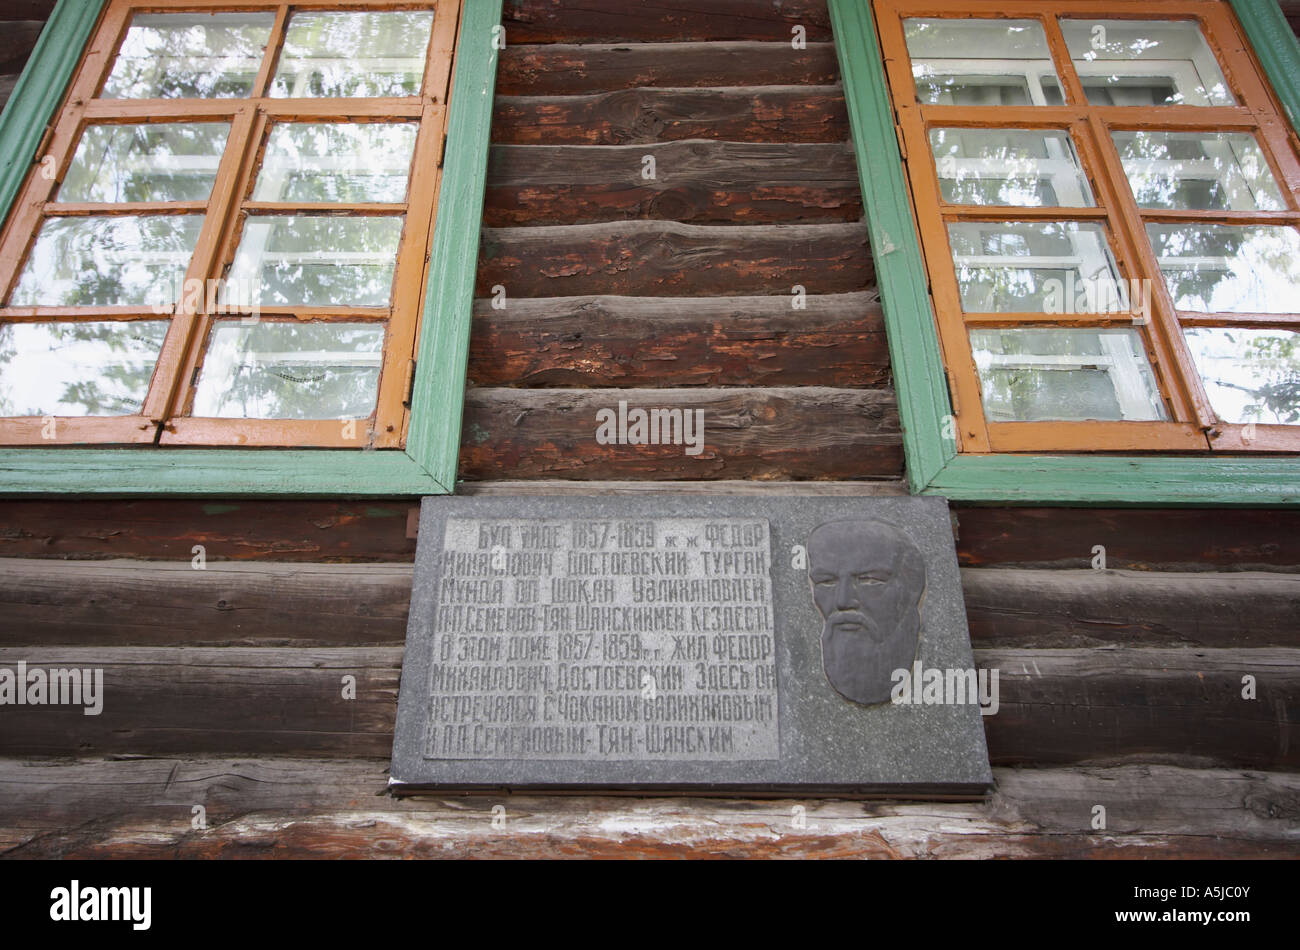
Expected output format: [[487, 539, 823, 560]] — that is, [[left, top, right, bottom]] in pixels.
[[0, 647, 402, 758], [0, 559, 413, 647], [964, 568, 1300, 648], [485, 141, 861, 226], [496, 42, 840, 95], [501, 0, 833, 44], [458, 386, 903, 480], [1, 646, 1296, 767], [0, 21, 43, 74], [6, 560, 1291, 651], [954, 506, 1300, 572], [0, 499, 417, 562], [468, 293, 889, 388], [981, 647, 1300, 770], [0, 2, 53, 20], [477, 221, 871, 297], [1, 758, 1296, 858], [492, 87, 849, 145], [455, 480, 909, 496]]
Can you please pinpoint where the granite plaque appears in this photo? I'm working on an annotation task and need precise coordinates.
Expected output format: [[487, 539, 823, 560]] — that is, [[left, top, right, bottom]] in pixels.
[[391, 496, 992, 798]]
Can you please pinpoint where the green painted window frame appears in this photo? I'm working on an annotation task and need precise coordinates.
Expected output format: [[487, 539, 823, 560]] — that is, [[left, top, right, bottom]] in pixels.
[[0, 0, 502, 496], [830, 0, 1300, 506]]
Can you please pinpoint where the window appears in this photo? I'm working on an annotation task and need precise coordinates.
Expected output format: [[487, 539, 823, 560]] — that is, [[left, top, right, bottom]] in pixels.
[[873, 0, 1300, 454], [0, 0, 463, 450]]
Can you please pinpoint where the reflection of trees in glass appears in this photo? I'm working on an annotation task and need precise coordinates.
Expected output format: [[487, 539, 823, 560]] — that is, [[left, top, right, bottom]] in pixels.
[[1152, 225, 1300, 313], [1197, 329, 1300, 424], [61, 123, 231, 203], [255, 123, 417, 203], [10, 216, 203, 308], [270, 11, 434, 98], [194, 321, 384, 419], [0, 321, 167, 416], [228, 215, 403, 307], [102, 13, 275, 99]]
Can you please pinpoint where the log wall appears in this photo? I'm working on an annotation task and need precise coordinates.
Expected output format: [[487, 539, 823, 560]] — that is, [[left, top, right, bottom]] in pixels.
[[0, 0, 1296, 860]]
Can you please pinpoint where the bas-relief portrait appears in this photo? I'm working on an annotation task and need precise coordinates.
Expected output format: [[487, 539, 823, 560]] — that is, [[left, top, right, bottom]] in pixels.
[[807, 520, 926, 706]]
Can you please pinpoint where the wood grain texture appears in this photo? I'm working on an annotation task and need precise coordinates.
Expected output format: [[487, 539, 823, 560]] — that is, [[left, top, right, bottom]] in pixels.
[[7, 558, 1294, 652], [0, 21, 44, 75], [477, 221, 871, 297], [954, 507, 1300, 572], [467, 293, 889, 388], [964, 568, 1300, 649], [0, 2, 55, 20], [0, 499, 417, 562], [496, 42, 840, 95], [2, 642, 1295, 767], [492, 87, 849, 145], [0, 647, 402, 758], [981, 647, 1300, 770], [0, 758, 1295, 858], [485, 141, 862, 226], [458, 386, 903, 480], [500, 0, 833, 44], [0, 559, 413, 647]]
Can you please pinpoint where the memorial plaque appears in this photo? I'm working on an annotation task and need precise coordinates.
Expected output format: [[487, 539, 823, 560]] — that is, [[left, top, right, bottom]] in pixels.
[[391, 496, 992, 797]]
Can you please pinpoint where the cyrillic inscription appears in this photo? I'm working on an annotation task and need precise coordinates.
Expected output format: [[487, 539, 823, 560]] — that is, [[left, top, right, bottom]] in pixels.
[[424, 518, 779, 761]]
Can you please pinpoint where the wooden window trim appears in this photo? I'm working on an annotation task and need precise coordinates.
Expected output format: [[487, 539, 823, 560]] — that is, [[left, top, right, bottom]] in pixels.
[[830, 0, 1300, 504], [0, 0, 502, 494]]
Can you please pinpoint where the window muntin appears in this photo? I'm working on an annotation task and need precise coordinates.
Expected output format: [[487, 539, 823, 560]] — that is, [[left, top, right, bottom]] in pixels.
[[877, 0, 1300, 454], [0, 0, 461, 448]]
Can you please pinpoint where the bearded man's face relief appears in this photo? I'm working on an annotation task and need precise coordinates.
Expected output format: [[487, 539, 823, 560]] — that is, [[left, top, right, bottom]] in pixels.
[[807, 520, 926, 705]]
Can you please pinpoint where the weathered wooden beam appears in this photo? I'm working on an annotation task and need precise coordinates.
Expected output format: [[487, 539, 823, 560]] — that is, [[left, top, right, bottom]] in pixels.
[[492, 87, 849, 146], [1, 758, 1295, 858], [0, 2, 55, 21], [496, 42, 840, 95], [964, 568, 1300, 648], [501, 0, 833, 44], [980, 647, 1300, 770], [458, 386, 904, 480], [476, 221, 871, 297], [0, 559, 413, 647], [0, 647, 402, 758], [485, 141, 862, 226], [1, 646, 1295, 768], [0, 22, 44, 74], [468, 293, 889, 388], [455, 480, 909, 496], [6, 560, 1293, 651], [953, 507, 1300, 573], [0, 499, 418, 562]]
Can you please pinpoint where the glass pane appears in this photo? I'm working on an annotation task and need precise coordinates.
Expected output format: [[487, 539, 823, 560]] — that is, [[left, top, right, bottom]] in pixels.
[[1184, 327, 1300, 425], [0, 320, 168, 416], [948, 221, 1124, 313], [1112, 131, 1286, 212], [252, 123, 419, 203], [59, 123, 231, 203], [101, 12, 274, 99], [1148, 224, 1300, 314], [10, 215, 204, 308], [226, 215, 403, 307], [903, 18, 1063, 106], [971, 327, 1167, 421], [192, 321, 385, 419], [1060, 19, 1235, 106], [269, 11, 435, 98], [929, 128, 1094, 207]]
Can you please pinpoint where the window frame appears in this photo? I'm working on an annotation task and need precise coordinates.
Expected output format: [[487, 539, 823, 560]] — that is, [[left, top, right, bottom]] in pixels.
[[0, 0, 501, 495], [831, 0, 1300, 504]]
